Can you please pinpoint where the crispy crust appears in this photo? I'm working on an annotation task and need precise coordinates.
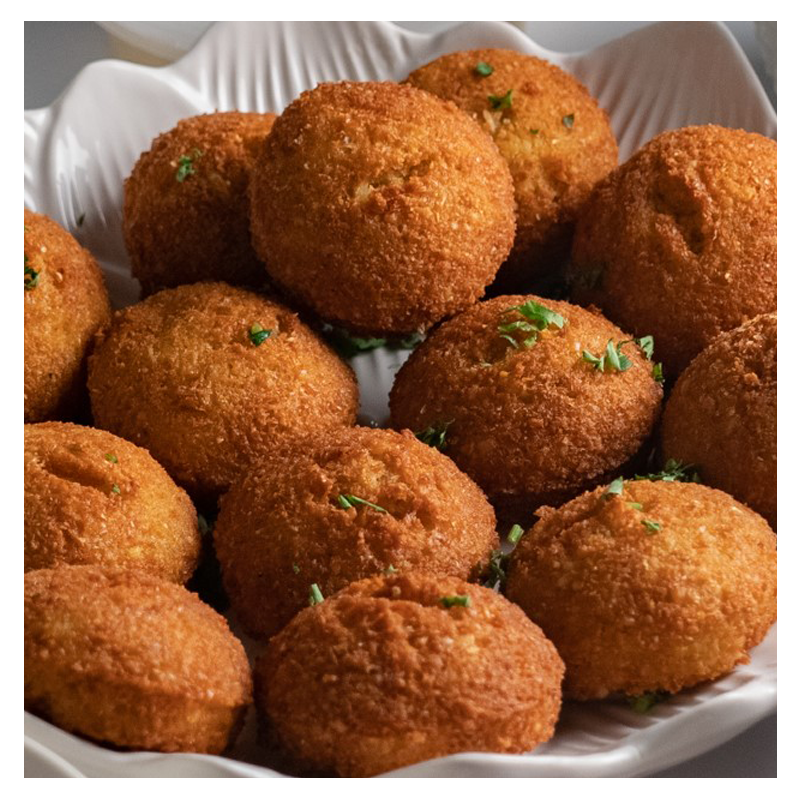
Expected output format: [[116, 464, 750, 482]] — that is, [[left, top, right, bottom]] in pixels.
[[569, 125, 777, 377], [214, 427, 499, 640], [24, 566, 252, 754], [87, 282, 358, 500], [406, 49, 618, 290], [662, 313, 777, 528], [123, 112, 276, 295], [25, 422, 201, 581], [24, 209, 111, 422], [255, 572, 564, 776], [389, 294, 662, 520], [505, 481, 777, 699], [249, 81, 516, 335]]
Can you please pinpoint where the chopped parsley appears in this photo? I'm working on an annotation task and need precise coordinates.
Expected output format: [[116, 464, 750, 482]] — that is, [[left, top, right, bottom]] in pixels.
[[248, 323, 272, 346], [634, 335, 655, 360], [415, 420, 453, 451], [635, 459, 700, 484], [308, 583, 324, 606], [652, 362, 665, 384], [582, 340, 633, 373], [626, 501, 643, 511], [602, 476, 625, 499], [323, 326, 422, 359], [383, 564, 398, 575], [111, 484, 121, 495], [104, 453, 118, 463], [292, 563, 300, 574], [562, 113, 575, 129], [628, 691, 669, 713], [336, 494, 387, 514], [474, 61, 494, 77], [642, 520, 662, 533], [440, 595, 471, 609], [498, 300, 565, 348], [483, 522, 526, 591], [508, 523, 524, 545], [24, 255, 39, 291], [175, 148, 202, 182], [529, 128, 540, 135], [488, 90, 513, 110]]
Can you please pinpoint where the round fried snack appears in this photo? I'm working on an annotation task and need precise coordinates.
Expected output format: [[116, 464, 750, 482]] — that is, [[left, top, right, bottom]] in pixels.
[[24, 209, 111, 422], [25, 566, 252, 754], [255, 572, 564, 777], [569, 125, 777, 377], [505, 480, 777, 700], [390, 295, 662, 522], [25, 422, 200, 581], [87, 282, 358, 500], [662, 313, 777, 529], [124, 112, 276, 295], [249, 81, 516, 335], [215, 427, 498, 640], [406, 48, 617, 291]]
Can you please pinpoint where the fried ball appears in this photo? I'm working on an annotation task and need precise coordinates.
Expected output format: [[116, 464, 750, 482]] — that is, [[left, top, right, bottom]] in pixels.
[[505, 480, 777, 700], [406, 48, 618, 291], [255, 571, 564, 777], [249, 81, 516, 335], [390, 295, 662, 522], [215, 427, 498, 640], [25, 422, 200, 581], [662, 313, 777, 529], [123, 112, 276, 296], [569, 125, 777, 377], [25, 565, 252, 754], [87, 282, 358, 500], [24, 209, 111, 422]]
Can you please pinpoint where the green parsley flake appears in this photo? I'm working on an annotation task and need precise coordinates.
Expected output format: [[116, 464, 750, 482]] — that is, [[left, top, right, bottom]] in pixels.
[[104, 453, 118, 463], [24, 255, 39, 291], [499, 300, 565, 348], [292, 563, 300, 575], [175, 149, 202, 182], [642, 519, 662, 533], [635, 459, 700, 484], [308, 583, 324, 606], [582, 340, 633, 373], [529, 128, 540, 135], [508, 523, 524, 545], [111, 484, 121, 495], [626, 501, 643, 511], [652, 362, 665, 384], [415, 420, 453, 451], [562, 113, 575, 129], [488, 90, 513, 110], [337, 494, 388, 514], [635, 335, 655, 360], [628, 692, 669, 713], [248, 323, 272, 346], [602, 476, 625, 499], [383, 564, 398, 575], [440, 595, 471, 609], [474, 61, 494, 77]]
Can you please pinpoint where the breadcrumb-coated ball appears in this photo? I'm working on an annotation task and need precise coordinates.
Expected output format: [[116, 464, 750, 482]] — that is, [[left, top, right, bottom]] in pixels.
[[87, 282, 358, 500], [24, 209, 111, 422], [25, 422, 200, 582], [569, 125, 777, 376], [390, 295, 662, 522], [406, 48, 617, 291], [249, 81, 516, 335], [505, 480, 777, 700], [662, 313, 777, 529], [214, 427, 498, 640], [255, 571, 564, 777], [124, 112, 276, 295], [25, 566, 252, 754]]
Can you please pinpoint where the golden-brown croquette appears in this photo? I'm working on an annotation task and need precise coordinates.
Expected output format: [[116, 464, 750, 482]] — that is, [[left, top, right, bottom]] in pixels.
[[390, 294, 662, 522], [25, 566, 252, 754], [87, 282, 358, 501], [25, 422, 200, 581], [505, 480, 777, 700], [406, 48, 618, 291], [124, 112, 276, 295], [255, 571, 564, 777], [248, 81, 516, 335], [569, 125, 777, 377], [214, 427, 498, 640], [662, 313, 777, 528], [24, 209, 111, 422]]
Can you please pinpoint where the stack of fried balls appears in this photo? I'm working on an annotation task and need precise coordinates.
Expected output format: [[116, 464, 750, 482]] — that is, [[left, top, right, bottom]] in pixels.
[[24, 46, 777, 777]]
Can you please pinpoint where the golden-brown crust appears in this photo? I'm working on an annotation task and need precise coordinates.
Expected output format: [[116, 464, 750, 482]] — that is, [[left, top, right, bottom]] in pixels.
[[214, 427, 499, 640], [389, 294, 662, 519], [25, 422, 201, 582], [249, 81, 516, 335], [569, 125, 777, 377], [406, 49, 618, 290], [24, 566, 253, 754], [123, 112, 276, 295], [661, 313, 777, 528], [24, 209, 111, 422], [505, 481, 777, 700], [87, 282, 358, 500], [255, 572, 564, 777]]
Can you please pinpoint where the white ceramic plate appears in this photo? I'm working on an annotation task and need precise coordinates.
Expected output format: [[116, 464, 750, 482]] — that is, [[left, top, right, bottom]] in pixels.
[[23, 20, 777, 778]]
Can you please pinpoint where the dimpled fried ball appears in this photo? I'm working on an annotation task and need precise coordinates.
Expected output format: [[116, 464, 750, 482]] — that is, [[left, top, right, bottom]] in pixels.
[[214, 427, 499, 640], [406, 48, 618, 291], [505, 480, 777, 700], [248, 81, 516, 335], [25, 566, 252, 754], [662, 313, 777, 529], [87, 282, 358, 501], [25, 422, 200, 582], [255, 572, 564, 777], [123, 112, 276, 295], [24, 209, 111, 422], [389, 295, 662, 522], [569, 125, 777, 377]]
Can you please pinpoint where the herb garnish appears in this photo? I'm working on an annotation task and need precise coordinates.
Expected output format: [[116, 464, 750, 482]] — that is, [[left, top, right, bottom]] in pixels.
[[383, 564, 398, 575], [488, 90, 513, 110], [633, 335, 655, 360], [292, 563, 300, 574], [323, 326, 422, 359], [308, 583, 324, 606], [508, 524, 524, 545], [175, 148, 202, 182], [440, 595, 471, 609], [474, 61, 494, 77], [415, 420, 453, 451], [626, 501, 643, 511], [529, 128, 540, 135], [602, 477, 625, 499], [628, 692, 669, 713], [24, 255, 39, 291], [582, 340, 633, 373], [642, 520, 661, 533], [104, 453, 118, 463], [635, 459, 700, 484], [111, 484, 121, 495], [248, 323, 272, 346], [562, 113, 575, 129], [498, 300, 565, 348], [652, 362, 664, 384], [483, 523, 526, 591], [337, 494, 388, 514]]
